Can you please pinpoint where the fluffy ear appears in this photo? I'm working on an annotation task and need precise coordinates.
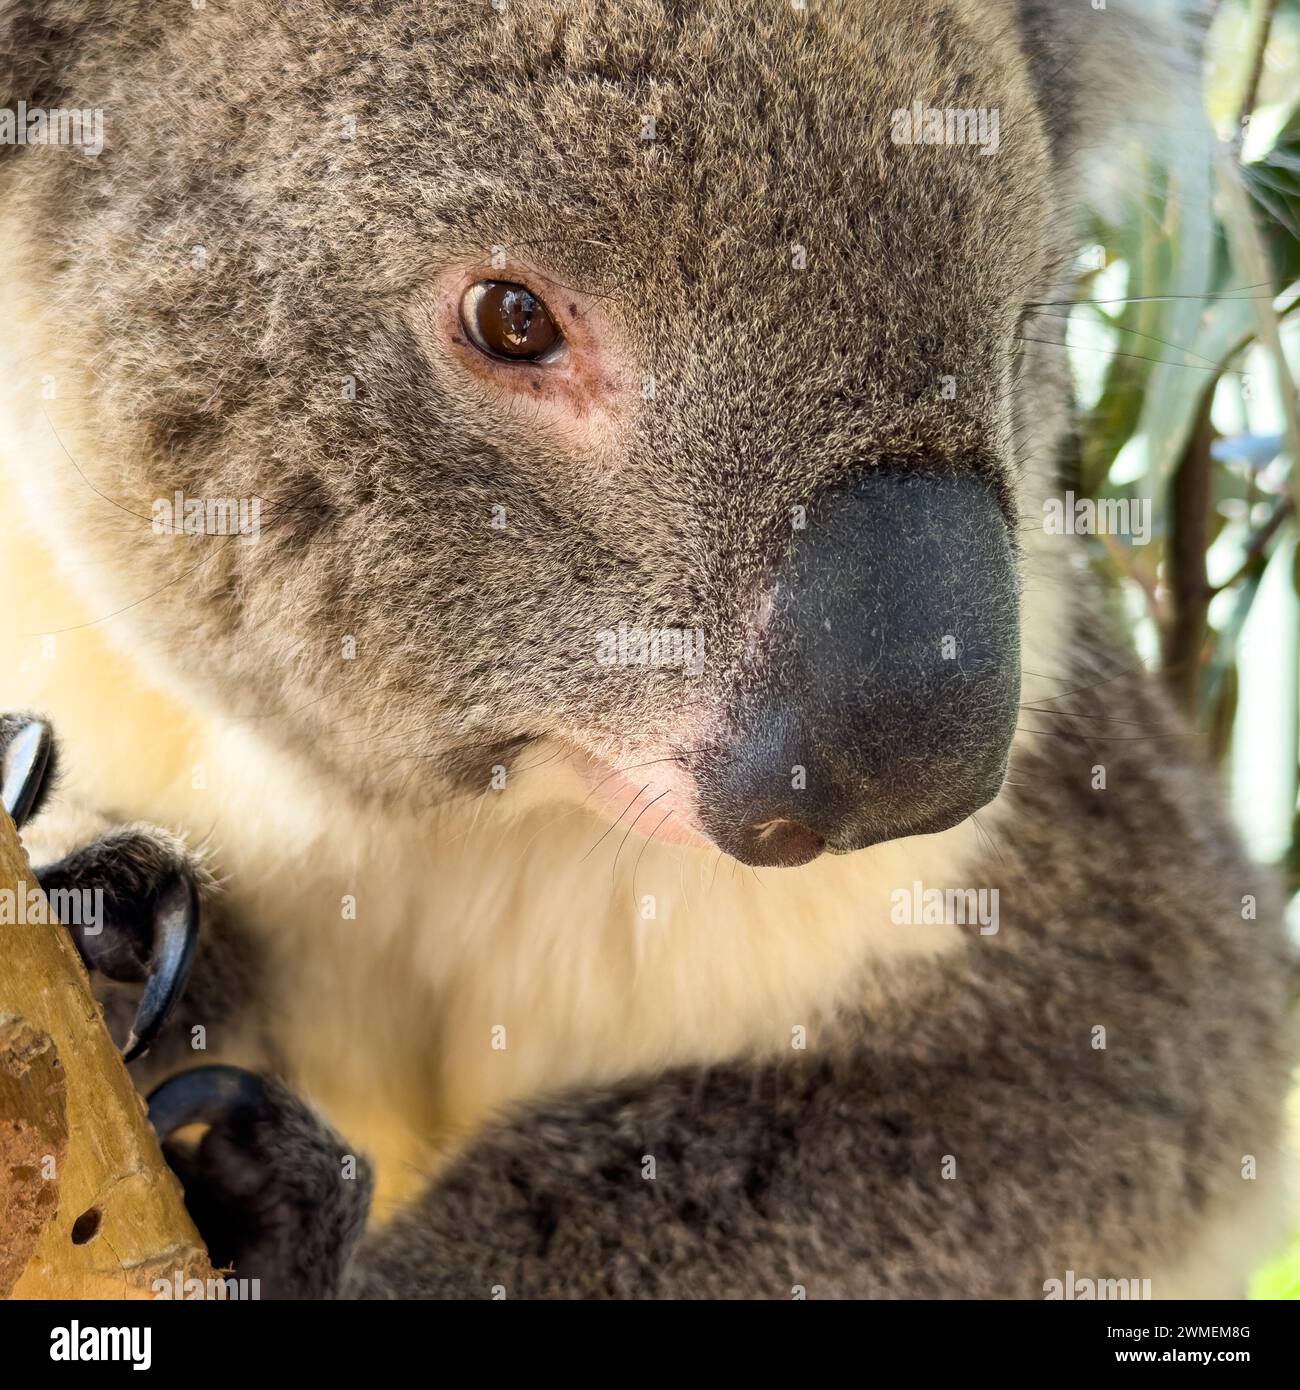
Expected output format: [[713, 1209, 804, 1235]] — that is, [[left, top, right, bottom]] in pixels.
[[1015, 0, 1210, 195]]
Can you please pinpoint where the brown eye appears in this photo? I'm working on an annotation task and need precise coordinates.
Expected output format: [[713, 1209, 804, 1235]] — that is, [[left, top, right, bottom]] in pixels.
[[460, 281, 563, 362]]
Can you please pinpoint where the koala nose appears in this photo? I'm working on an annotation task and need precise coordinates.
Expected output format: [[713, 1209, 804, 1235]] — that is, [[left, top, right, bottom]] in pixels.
[[728, 811, 827, 869], [696, 469, 1019, 867]]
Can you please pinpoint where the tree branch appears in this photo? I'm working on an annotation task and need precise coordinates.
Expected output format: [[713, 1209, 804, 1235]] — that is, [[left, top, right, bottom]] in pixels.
[[0, 811, 210, 1298]]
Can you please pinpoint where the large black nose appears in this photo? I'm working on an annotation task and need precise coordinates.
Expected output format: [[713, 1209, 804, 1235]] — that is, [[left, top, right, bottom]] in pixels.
[[697, 469, 1019, 868]]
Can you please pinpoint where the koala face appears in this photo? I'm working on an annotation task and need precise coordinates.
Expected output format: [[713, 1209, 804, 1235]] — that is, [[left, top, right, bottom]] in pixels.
[[13, 0, 1066, 864]]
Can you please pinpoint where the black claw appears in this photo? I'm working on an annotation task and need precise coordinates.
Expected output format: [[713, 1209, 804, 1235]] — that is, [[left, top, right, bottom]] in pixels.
[[1, 718, 54, 830], [123, 872, 201, 1062], [147, 1064, 270, 1139]]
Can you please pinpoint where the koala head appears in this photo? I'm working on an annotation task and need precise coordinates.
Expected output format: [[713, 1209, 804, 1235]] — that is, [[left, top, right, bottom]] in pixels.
[[1, 0, 1186, 865]]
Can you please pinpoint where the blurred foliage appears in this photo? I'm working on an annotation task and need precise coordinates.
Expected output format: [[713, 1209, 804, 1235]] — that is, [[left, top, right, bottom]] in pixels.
[[1059, 0, 1299, 1299], [1067, 0, 1299, 893]]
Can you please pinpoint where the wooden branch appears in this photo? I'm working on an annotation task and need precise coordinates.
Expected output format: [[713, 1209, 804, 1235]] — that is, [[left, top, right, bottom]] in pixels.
[[0, 810, 211, 1299], [1209, 496, 1294, 595], [1161, 379, 1218, 716], [1236, 0, 1280, 137]]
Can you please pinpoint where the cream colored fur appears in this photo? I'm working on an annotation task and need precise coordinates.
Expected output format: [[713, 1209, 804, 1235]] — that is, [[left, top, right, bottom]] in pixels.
[[0, 326, 985, 1215]]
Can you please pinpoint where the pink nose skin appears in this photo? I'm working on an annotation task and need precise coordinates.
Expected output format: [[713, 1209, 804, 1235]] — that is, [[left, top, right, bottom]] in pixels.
[[739, 817, 826, 868], [571, 749, 829, 865], [570, 747, 719, 853]]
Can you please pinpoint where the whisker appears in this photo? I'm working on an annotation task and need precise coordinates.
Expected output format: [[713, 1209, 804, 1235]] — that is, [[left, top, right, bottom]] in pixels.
[[1027, 281, 1277, 308], [30, 532, 244, 636], [1015, 337, 1242, 374], [632, 809, 675, 906], [1030, 311, 1226, 370], [579, 783, 647, 864], [1016, 726, 1188, 742], [612, 789, 671, 883]]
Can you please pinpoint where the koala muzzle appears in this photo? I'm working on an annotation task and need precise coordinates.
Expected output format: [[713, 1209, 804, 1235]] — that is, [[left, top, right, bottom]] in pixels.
[[697, 470, 1020, 868]]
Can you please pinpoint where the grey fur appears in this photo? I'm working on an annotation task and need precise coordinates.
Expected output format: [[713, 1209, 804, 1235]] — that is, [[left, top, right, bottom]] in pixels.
[[0, 0, 1293, 1298], [351, 631, 1295, 1296]]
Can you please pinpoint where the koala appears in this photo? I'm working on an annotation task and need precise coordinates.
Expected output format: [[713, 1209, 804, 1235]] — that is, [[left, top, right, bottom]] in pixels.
[[0, 0, 1294, 1299]]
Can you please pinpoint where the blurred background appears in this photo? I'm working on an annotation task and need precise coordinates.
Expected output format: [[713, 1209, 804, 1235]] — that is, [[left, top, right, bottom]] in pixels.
[[1063, 0, 1299, 1296]]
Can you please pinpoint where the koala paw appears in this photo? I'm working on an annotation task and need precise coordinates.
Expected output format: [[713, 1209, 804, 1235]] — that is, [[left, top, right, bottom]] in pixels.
[[148, 1066, 374, 1299], [1, 713, 205, 1060]]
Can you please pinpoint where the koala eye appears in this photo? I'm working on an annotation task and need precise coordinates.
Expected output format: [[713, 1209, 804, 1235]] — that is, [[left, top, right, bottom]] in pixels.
[[460, 281, 563, 362]]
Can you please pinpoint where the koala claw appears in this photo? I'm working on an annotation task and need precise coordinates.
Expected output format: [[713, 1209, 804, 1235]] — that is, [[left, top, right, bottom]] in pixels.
[[1, 713, 204, 1061], [122, 870, 201, 1061], [148, 1066, 373, 1298], [1, 715, 54, 830], [35, 834, 203, 1062], [146, 1063, 268, 1137]]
